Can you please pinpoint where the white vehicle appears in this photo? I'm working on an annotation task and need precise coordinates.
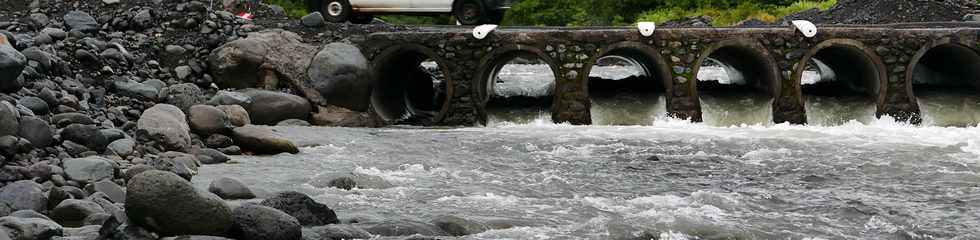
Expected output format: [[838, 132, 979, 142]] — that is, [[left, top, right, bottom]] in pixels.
[[305, 0, 512, 25]]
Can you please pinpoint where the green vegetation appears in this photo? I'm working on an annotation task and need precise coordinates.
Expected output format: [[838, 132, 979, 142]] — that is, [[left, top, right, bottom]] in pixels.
[[262, 0, 838, 26]]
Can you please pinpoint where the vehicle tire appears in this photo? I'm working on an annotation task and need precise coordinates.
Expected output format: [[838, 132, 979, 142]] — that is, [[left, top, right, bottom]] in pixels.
[[454, 0, 488, 25], [350, 14, 374, 24], [319, 0, 353, 23]]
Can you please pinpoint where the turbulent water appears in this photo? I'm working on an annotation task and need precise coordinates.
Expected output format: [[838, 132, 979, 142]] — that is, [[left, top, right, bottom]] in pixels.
[[195, 65, 980, 240]]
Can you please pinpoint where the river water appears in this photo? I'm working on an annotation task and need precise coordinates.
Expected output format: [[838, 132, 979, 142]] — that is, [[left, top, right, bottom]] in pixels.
[[193, 65, 980, 240]]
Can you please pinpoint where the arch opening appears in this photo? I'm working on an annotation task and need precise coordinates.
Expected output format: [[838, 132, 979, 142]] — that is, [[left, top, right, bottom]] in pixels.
[[912, 43, 980, 127], [480, 51, 557, 126], [588, 47, 670, 126], [696, 43, 778, 126], [371, 47, 450, 125], [801, 44, 882, 126]]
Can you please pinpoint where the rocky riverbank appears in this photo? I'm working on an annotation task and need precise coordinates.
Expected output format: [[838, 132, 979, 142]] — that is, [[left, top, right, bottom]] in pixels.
[[0, 0, 440, 239]]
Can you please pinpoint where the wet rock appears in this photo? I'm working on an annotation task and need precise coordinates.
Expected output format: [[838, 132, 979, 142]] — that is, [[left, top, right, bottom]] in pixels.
[[190, 148, 229, 165], [231, 125, 299, 155], [137, 104, 191, 151], [308, 42, 374, 111], [62, 225, 100, 239], [259, 191, 338, 226], [122, 165, 153, 182], [188, 105, 230, 136], [126, 170, 233, 236], [302, 224, 372, 240], [301, 12, 325, 27], [204, 134, 233, 148], [50, 199, 105, 227], [230, 204, 301, 240], [0, 216, 63, 240], [147, 152, 199, 181], [216, 105, 250, 127], [0, 101, 18, 137], [51, 113, 95, 127], [63, 156, 115, 183], [17, 116, 53, 148], [159, 83, 206, 112], [362, 220, 446, 236], [311, 105, 375, 127], [82, 213, 110, 226], [431, 215, 490, 236], [0, 180, 46, 212], [17, 97, 48, 115], [64, 11, 100, 33], [208, 177, 255, 200], [9, 210, 50, 220], [312, 173, 393, 190], [207, 91, 250, 106], [242, 90, 312, 125], [107, 138, 135, 157], [62, 124, 109, 152], [112, 79, 160, 101], [209, 30, 317, 92], [0, 35, 26, 93], [326, 177, 356, 190], [92, 180, 126, 204]]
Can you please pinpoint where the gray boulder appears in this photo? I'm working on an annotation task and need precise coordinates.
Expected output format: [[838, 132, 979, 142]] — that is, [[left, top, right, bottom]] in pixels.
[[242, 90, 311, 125], [63, 156, 115, 183], [0, 35, 25, 93], [51, 113, 95, 127], [16, 97, 48, 115], [209, 30, 317, 97], [106, 138, 135, 157], [16, 117, 53, 148], [259, 191, 338, 226], [191, 148, 230, 165], [0, 181, 46, 212], [63, 11, 100, 32], [112, 79, 159, 101], [137, 104, 191, 151], [432, 215, 490, 236], [0, 101, 18, 137], [50, 199, 105, 227], [188, 105, 229, 136], [230, 204, 301, 240], [207, 91, 250, 106], [231, 125, 299, 155], [308, 42, 374, 111], [125, 170, 233, 236], [301, 12, 325, 27], [302, 224, 372, 240], [147, 151, 199, 181], [0, 216, 63, 240], [159, 83, 205, 112], [61, 124, 109, 152], [93, 180, 126, 204], [216, 105, 250, 127], [208, 177, 255, 200]]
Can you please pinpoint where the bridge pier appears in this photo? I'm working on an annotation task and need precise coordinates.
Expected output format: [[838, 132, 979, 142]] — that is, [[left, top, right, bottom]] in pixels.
[[359, 25, 980, 126]]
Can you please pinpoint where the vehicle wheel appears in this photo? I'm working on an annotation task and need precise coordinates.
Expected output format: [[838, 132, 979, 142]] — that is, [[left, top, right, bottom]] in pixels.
[[350, 14, 374, 24], [320, 0, 353, 23], [454, 0, 487, 25]]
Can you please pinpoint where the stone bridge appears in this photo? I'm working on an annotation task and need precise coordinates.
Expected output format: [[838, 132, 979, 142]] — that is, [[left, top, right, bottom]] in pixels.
[[357, 23, 980, 126]]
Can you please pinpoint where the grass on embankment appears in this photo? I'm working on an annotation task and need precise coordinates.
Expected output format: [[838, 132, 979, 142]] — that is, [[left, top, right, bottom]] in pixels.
[[638, 0, 837, 26]]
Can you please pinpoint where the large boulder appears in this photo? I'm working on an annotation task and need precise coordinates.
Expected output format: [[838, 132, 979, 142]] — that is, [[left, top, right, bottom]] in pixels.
[[0, 216, 63, 240], [231, 125, 299, 154], [229, 204, 301, 240], [188, 105, 230, 136], [209, 30, 319, 104], [431, 215, 490, 236], [126, 170, 234, 236], [216, 105, 250, 127], [308, 42, 374, 111], [258, 191, 338, 226], [241, 90, 311, 125], [63, 156, 115, 183], [0, 181, 46, 212], [159, 83, 206, 113], [64, 11, 100, 32], [0, 35, 25, 93], [137, 104, 191, 151], [61, 124, 109, 152], [207, 177, 255, 200], [16, 116, 53, 148], [0, 101, 18, 137]]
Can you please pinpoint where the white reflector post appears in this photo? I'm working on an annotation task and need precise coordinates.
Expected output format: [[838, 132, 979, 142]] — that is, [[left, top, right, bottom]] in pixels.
[[638, 22, 656, 37], [792, 20, 818, 38], [473, 24, 498, 40]]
